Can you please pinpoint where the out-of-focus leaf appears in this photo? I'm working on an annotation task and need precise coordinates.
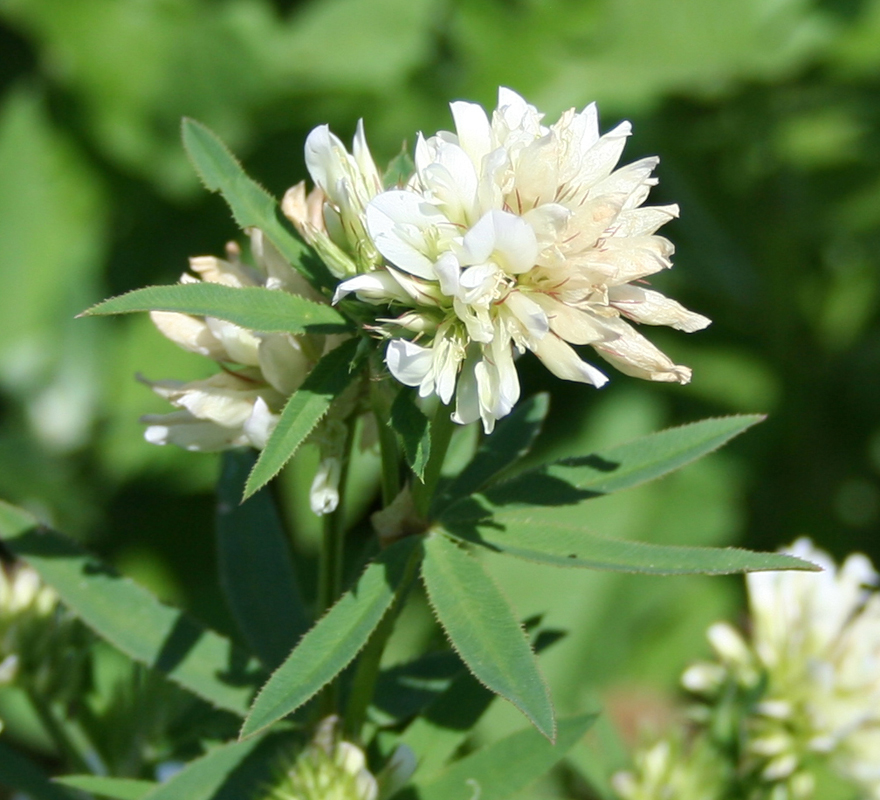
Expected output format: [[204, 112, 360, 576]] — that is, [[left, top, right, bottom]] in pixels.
[[383, 147, 416, 188], [245, 338, 363, 499], [240, 536, 422, 739], [440, 509, 817, 574], [436, 393, 549, 513], [389, 389, 431, 481], [84, 284, 347, 334], [182, 118, 331, 288], [216, 450, 309, 670], [0, 740, 77, 800], [421, 532, 555, 741], [139, 735, 265, 800], [54, 776, 155, 800], [0, 500, 255, 716], [457, 415, 765, 510], [404, 714, 596, 800]]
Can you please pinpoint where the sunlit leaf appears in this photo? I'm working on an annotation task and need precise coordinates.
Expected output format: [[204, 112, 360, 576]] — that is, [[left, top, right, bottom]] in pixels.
[[84, 284, 347, 335], [245, 338, 363, 499], [421, 531, 555, 741], [0, 500, 254, 715], [182, 118, 332, 289], [240, 536, 422, 739]]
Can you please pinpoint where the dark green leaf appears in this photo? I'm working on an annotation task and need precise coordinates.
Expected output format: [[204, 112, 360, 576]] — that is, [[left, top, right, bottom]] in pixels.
[[436, 393, 549, 513], [440, 509, 818, 574], [421, 532, 555, 740], [55, 776, 155, 800], [451, 415, 765, 511], [181, 118, 333, 289], [217, 450, 310, 670], [240, 536, 422, 739], [0, 501, 255, 715], [245, 338, 363, 499], [0, 741, 78, 800], [84, 284, 347, 334], [389, 389, 431, 481], [407, 714, 596, 800]]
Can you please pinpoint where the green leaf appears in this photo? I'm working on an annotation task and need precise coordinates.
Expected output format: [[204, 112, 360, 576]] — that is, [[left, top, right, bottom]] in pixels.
[[440, 509, 818, 574], [457, 415, 766, 510], [0, 740, 78, 800], [55, 776, 155, 800], [0, 500, 255, 715], [245, 338, 363, 499], [389, 388, 431, 481], [421, 531, 555, 741], [383, 147, 415, 188], [407, 714, 596, 800], [181, 118, 333, 289], [139, 735, 266, 800], [84, 284, 348, 334], [240, 536, 422, 739], [217, 450, 310, 670], [436, 393, 549, 512]]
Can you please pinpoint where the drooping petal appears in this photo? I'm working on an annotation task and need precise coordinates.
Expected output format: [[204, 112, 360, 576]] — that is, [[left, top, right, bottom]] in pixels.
[[608, 285, 711, 332], [385, 339, 434, 387], [142, 410, 250, 451], [592, 318, 692, 383], [150, 311, 228, 360], [531, 333, 609, 387]]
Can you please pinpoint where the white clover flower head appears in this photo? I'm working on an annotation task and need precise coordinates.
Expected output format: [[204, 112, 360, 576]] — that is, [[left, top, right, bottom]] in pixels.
[[689, 538, 880, 798], [143, 230, 328, 455], [269, 717, 378, 800], [333, 87, 709, 432], [612, 738, 721, 800]]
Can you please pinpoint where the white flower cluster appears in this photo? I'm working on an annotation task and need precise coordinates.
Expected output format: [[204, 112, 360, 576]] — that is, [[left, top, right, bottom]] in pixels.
[[288, 88, 708, 433], [612, 739, 719, 800], [143, 230, 354, 514], [682, 539, 880, 798]]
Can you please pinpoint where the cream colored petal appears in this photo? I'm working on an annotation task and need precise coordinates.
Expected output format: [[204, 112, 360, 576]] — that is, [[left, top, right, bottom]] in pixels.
[[189, 255, 258, 287], [531, 333, 608, 387], [150, 311, 228, 360], [608, 284, 711, 332], [258, 334, 312, 395], [141, 410, 250, 451], [611, 204, 679, 237], [591, 319, 691, 383], [530, 294, 604, 345], [205, 318, 262, 366], [577, 235, 674, 284]]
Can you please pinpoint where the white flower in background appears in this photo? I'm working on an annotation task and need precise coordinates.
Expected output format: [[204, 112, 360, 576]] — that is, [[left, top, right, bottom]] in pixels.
[[283, 121, 383, 278], [612, 738, 721, 800], [683, 539, 880, 798], [268, 717, 378, 800], [331, 87, 708, 432]]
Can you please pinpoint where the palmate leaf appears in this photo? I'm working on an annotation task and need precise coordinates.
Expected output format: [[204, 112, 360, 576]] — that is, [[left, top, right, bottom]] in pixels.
[[244, 337, 363, 499], [0, 501, 255, 716], [54, 777, 155, 800], [0, 741, 78, 800], [240, 536, 422, 739], [402, 714, 596, 800], [473, 414, 766, 509], [83, 283, 348, 335], [181, 118, 333, 289], [440, 509, 817, 574], [216, 450, 310, 670], [421, 531, 555, 741]]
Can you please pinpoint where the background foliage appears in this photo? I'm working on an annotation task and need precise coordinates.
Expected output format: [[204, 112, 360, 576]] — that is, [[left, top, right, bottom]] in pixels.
[[1, 0, 879, 796]]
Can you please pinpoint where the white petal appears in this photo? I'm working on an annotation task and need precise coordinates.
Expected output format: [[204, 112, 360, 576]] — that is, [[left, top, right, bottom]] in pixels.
[[460, 210, 538, 274], [450, 100, 493, 168], [332, 271, 411, 305], [532, 334, 609, 387], [258, 334, 311, 395], [365, 191, 447, 279], [309, 455, 342, 515], [573, 120, 632, 189], [503, 291, 549, 341], [385, 339, 434, 387], [141, 410, 249, 451], [592, 318, 692, 383], [434, 252, 461, 297], [205, 318, 262, 366], [452, 356, 481, 426], [243, 396, 279, 449], [530, 295, 604, 345]]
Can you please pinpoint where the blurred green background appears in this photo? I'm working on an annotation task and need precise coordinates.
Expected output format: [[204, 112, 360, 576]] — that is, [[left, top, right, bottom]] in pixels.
[[1, 0, 879, 793]]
